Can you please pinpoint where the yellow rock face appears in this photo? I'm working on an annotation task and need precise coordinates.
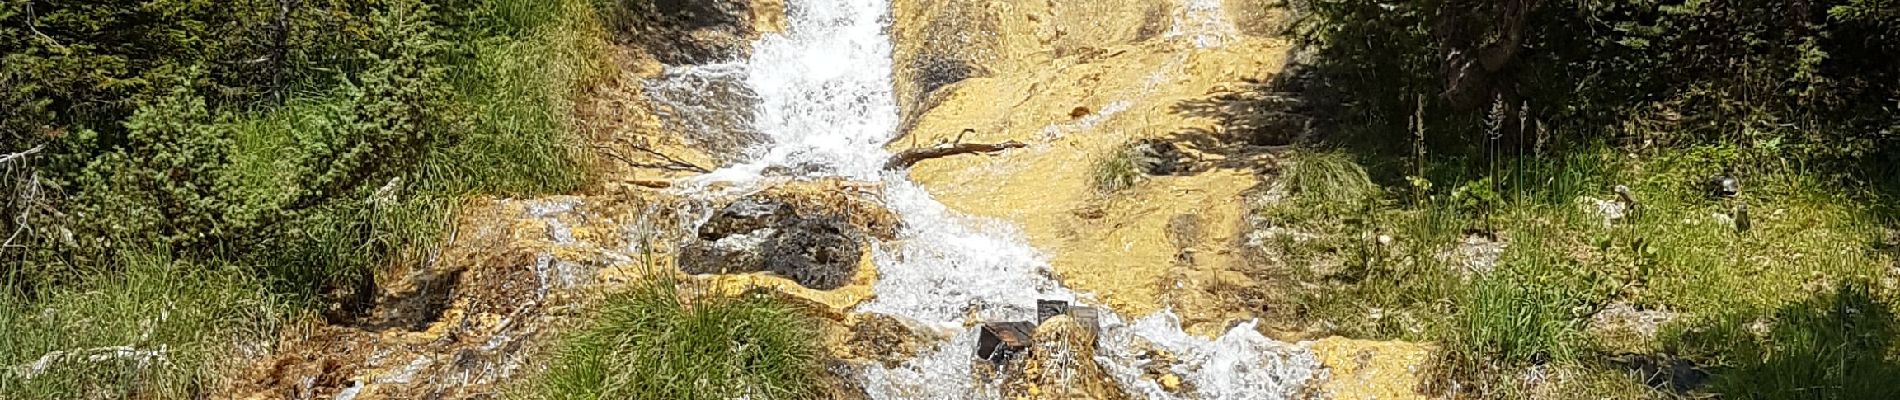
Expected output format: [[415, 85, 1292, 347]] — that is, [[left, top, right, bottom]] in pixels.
[[1308, 337, 1435, 400], [892, 0, 1293, 336]]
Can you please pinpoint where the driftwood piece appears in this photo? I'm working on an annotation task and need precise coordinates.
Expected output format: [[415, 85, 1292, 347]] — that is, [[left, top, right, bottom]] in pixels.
[[976, 322, 1038, 363], [884, 141, 1028, 170], [591, 144, 711, 173]]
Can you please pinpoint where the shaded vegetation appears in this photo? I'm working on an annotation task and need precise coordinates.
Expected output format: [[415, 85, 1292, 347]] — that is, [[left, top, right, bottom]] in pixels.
[[2, 0, 608, 396]]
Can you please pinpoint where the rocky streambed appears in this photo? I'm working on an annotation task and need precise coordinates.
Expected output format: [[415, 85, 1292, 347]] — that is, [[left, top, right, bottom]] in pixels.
[[224, 0, 1438, 399]]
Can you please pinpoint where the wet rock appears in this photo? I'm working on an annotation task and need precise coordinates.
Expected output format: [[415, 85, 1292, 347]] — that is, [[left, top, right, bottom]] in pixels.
[[760, 216, 862, 290], [1001, 316, 1130, 400], [681, 217, 860, 290], [678, 229, 771, 275], [844, 314, 947, 367], [680, 181, 897, 290], [977, 322, 1039, 363], [645, 65, 767, 163], [820, 360, 874, 400], [1130, 139, 1188, 176], [697, 197, 788, 240]]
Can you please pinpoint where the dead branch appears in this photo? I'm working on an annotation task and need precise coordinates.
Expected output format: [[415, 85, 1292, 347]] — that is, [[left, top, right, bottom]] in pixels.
[[2, 146, 46, 251], [628, 179, 673, 189], [14, 345, 168, 380], [884, 141, 1029, 170], [0, 145, 44, 165], [592, 144, 710, 173]]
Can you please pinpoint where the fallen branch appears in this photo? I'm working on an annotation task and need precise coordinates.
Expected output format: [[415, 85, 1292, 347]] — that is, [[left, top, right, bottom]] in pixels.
[[884, 141, 1029, 170], [14, 345, 168, 380], [0, 145, 44, 165], [591, 144, 710, 173], [628, 179, 673, 189]]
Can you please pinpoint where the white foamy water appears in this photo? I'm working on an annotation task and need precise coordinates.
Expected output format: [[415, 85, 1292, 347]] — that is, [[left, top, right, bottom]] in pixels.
[[650, 0, 1323, 398]]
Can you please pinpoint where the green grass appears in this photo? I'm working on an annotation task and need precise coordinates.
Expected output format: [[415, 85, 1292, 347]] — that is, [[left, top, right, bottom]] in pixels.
[[1091, 142, 1144, 194], [1282, 150, 1381, 210], [0, 252, 282, 398], [533, 275, 824, 400], [1262, 145, 1900, 399]]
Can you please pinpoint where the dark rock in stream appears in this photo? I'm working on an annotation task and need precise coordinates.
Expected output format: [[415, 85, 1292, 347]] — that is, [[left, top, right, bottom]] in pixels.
[[680, 195, 864, 290], [760, 216, 861, 290]]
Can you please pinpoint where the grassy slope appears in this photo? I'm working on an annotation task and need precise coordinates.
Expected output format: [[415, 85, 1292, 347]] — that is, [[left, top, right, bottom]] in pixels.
[[1267, 145, 1900, 399], [0, 0, 606, 397]]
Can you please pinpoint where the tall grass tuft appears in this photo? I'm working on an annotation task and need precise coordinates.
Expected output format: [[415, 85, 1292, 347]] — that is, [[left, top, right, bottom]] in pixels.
[[536, 275, 824, 400], [0, 251, 281, 398], [1091, 143, 1143, 194], [1283, 150, 1380, 210]]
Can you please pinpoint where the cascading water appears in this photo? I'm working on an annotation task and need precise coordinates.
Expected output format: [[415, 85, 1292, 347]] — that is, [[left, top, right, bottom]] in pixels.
[[652, 0, 1325, 398]]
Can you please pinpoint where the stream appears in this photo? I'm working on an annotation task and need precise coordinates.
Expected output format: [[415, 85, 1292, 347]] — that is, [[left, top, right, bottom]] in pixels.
[[649, 0, 1324, 398]]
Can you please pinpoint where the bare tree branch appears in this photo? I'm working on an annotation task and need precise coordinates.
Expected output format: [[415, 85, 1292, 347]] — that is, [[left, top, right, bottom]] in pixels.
[[885, 141, 1028, 170], [592, 144, 710, 173], [0, 146, 45, 165]]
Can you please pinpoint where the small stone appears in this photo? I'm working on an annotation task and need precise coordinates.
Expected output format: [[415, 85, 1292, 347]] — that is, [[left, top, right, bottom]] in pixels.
[[1159, 373, 1183, 392]]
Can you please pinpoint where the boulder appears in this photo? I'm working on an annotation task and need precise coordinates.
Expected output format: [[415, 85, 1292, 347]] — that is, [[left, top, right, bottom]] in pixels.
[[679, 180, 897, 290], [760, 216, 862, 290]]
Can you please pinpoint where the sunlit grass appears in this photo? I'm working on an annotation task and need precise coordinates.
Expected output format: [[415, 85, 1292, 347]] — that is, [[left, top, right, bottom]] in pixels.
[[534, 275, 824, 400], [1264, 145, 1900, 399], [0, 252, 282, 398]]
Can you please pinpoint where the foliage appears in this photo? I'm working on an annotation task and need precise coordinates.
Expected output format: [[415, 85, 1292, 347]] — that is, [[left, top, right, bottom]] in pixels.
[[537, 276, 824, 400], [1295, 0, 1900, 166], [1284, 150, 1381, 209], [1661, 279, 1900, 400], [0, 0, 605, 396], [3, 0, 600, 301], [1260, 148, 1900, 398]]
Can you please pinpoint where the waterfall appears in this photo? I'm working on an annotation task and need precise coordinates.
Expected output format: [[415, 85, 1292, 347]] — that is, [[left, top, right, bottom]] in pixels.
[[648, 0, 1324, 398]]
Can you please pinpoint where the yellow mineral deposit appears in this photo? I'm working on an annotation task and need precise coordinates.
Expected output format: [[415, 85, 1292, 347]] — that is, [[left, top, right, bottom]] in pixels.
[[893, 0, 1290, 335]]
